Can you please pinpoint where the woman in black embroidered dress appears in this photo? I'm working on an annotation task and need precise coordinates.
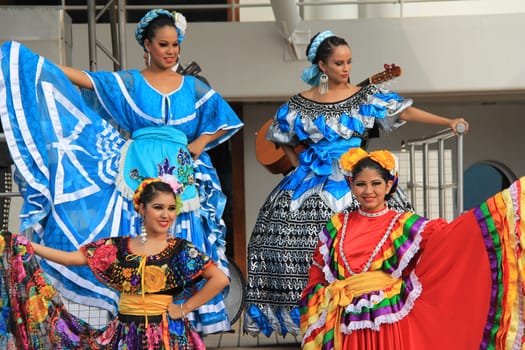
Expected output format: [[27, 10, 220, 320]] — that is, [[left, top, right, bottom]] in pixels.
[[0, 179, 228, 349]]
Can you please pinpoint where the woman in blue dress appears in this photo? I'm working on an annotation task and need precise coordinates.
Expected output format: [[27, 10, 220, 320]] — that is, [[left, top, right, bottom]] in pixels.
[[243, 31, 468, 338], [0, 8, 242, 334]]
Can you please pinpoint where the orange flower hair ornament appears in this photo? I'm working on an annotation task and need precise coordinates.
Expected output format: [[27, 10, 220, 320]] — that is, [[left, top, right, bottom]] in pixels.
[[339, 148, 398, 178]]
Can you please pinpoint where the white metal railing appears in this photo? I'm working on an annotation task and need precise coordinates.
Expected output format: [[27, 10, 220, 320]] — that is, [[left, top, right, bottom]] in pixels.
[[401, 123, 465, 219], [56, 0, 480, 22]]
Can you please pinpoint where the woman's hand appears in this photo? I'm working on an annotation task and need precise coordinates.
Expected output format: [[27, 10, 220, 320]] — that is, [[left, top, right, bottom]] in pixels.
[[282, 144, 300, 168], [187, 130, 228, 160], [167, 302, 186, 320], [167, 264, 229, 320], [448, 117, 469, 134], [187, 139, 207, 160]]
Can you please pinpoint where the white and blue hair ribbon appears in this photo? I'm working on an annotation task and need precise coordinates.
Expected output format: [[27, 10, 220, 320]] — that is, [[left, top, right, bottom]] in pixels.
[[301, 30, 335, 86], [135, 9, 187, 51]]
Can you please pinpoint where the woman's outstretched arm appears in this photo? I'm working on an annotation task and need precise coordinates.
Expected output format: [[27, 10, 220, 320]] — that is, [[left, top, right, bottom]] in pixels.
[[399, 106, 469, 134], [31, 242, 88, 266], [57, 64, 94, 90]]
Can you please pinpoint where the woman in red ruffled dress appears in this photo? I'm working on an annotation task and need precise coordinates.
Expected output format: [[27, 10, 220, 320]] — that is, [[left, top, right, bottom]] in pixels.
[[300, 148, 524, 349]]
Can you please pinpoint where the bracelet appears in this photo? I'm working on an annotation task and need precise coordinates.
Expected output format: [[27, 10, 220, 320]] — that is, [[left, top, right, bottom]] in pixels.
[[180, 303, 185, 319]]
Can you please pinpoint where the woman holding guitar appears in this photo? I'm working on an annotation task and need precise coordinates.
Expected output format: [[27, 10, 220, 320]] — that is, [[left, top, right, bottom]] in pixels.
[[244, 30, 468, 338]]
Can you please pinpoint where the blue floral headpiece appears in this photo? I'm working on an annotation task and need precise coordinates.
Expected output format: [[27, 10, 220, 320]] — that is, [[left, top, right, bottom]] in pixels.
[[301, 30, 335, 86], [135, 9, 187, 51]]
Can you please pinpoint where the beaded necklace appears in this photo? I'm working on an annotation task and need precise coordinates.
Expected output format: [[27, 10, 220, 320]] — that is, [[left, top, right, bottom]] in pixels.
[[340, 210, 403, 276], [357, 205, 389, 218]]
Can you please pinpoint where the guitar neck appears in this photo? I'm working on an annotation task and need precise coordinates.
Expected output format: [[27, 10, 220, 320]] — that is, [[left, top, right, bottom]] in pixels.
[[357, 77, 371, 87], [180, 61, 202, 76], [356, 64, 401, 88]]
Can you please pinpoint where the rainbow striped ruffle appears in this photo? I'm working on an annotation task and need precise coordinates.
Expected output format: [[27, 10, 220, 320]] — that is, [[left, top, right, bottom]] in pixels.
[[476, 178, 525, 349]]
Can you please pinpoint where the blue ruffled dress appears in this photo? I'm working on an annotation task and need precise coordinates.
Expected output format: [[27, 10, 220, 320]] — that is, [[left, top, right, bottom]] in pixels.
[[244, 87, 412, 337], [0, 41, 243, 334]]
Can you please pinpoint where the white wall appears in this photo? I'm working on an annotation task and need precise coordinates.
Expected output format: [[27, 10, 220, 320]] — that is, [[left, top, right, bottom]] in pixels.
[[71, 13, 525, 100]]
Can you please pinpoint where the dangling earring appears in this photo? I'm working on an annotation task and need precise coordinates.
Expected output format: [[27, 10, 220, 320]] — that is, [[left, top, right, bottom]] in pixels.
[[319, 72, 328, 94], [172, 55, 180, 72], [147, 51, 151, 68], [140, 216, 148, 244]]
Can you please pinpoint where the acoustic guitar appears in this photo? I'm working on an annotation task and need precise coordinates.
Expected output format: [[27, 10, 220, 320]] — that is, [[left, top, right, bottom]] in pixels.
[[255, 64, 402, 175]]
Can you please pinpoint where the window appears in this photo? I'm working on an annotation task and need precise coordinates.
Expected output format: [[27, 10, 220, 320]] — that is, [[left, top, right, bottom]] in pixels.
[[463, 162, 514, 210]]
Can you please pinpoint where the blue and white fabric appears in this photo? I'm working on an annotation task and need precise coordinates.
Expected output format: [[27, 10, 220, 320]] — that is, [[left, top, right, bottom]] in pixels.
[[0, 41, 243, 334], [267, 86, 411, 212]]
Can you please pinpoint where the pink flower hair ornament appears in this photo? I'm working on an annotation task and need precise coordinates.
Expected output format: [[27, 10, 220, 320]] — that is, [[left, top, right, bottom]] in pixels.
[[158, 174, 183, 195]]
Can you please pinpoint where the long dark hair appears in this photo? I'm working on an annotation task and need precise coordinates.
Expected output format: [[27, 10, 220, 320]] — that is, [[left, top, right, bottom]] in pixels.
[[139, 181, 177, 206], [351, 157, 397, 199]]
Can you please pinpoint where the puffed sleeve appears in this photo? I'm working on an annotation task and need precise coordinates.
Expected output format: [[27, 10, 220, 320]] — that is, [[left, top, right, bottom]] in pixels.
[[169, 239, 213, 288], [187, 77, 243, 150]]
